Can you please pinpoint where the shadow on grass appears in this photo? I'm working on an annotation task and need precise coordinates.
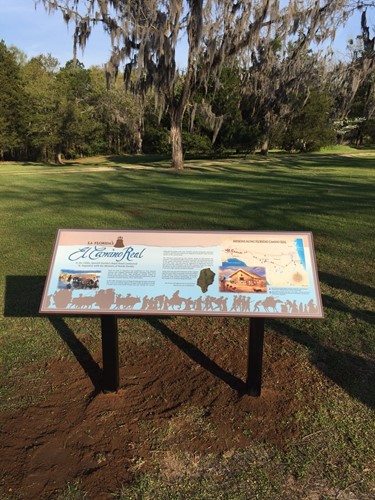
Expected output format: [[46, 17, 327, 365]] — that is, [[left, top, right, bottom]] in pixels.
[[322, 293, 374, 325], [4, 275, 374, 407], [49, 316, 103, 392], [106, 154, 171, 169], [320, 271, 375, 300], [145, 317, 247, 394], [4, 275, 46, 318], [271, 319, 375, 409], [4, 276, 103, 392]]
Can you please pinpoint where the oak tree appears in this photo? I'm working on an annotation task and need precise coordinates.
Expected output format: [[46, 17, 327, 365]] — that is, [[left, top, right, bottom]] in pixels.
[[37, 0, 355, 168]]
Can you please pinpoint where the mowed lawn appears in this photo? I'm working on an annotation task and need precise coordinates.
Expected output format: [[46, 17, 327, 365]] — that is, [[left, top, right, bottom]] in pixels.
[[0, 148, 374, 498]]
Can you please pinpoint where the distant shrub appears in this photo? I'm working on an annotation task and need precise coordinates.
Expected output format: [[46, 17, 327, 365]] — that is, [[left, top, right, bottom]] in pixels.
[[142, 125, 170, 154], [183, 132, 212, 154]]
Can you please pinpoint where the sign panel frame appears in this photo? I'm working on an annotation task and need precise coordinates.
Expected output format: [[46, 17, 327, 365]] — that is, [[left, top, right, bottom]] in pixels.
[[40, 229, 323, 318]]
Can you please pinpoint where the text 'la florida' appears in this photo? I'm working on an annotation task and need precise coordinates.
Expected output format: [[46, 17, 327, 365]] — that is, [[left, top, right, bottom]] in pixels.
[[68, 246, 146, 262]]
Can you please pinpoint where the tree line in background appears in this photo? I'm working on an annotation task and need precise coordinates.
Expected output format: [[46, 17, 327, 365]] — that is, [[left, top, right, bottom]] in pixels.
[[0, 8, 373, 164]]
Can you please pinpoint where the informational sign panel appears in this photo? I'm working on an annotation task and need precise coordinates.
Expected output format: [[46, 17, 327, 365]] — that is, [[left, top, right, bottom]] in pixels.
[[40, 230, 323, 318]]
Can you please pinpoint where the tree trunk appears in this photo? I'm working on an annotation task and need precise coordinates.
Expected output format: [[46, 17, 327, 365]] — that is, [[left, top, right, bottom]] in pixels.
[[56, 153, 65, 165], [135, 117, 143, 154], [170, 118, 184, 169], [260, 137, 269, 156], [260, 112, 271, 156], [133, 127, 143, 154]]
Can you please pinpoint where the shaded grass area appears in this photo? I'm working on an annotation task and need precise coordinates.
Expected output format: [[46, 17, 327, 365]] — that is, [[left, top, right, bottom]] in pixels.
[[0, 148, 374, 497]]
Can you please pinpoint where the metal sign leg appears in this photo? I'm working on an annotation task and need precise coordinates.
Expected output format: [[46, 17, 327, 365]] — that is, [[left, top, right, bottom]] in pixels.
[[101, 315, 119, 392], [246, 318, 265, 397]]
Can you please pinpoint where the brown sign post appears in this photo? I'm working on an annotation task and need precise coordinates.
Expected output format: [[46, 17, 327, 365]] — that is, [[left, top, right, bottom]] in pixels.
[[247, 318, 265, 396], [40, 230, 323, 395], [101, 315, 120, 392]]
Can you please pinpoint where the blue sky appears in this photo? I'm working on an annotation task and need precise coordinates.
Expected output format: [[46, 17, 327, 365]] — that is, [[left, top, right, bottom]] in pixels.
[[0, 0, 112, 67], [0, 0, 372, 68]]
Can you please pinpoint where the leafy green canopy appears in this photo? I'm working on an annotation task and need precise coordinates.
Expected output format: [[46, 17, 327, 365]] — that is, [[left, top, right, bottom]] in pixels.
[[37, 0, 354, 167]]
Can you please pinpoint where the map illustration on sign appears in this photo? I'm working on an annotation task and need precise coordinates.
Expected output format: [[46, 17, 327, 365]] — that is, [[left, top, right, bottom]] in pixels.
[[40, 230, 323, 318]]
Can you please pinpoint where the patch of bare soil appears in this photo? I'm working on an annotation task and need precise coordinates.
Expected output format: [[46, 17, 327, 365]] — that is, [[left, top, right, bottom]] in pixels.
[[0, 321, 324, 499]]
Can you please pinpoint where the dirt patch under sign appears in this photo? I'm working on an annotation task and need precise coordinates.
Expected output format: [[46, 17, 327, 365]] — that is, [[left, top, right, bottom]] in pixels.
[[0, 319, 329, 498]]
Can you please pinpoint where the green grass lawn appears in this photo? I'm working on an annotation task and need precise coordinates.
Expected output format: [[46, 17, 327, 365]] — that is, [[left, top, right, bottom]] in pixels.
[[0, 148, 374, 498]]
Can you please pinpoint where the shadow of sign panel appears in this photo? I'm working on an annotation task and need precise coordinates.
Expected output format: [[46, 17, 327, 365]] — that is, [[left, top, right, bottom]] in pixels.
[[39, 229, 323, 319], [4, 276, 46, 317]]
